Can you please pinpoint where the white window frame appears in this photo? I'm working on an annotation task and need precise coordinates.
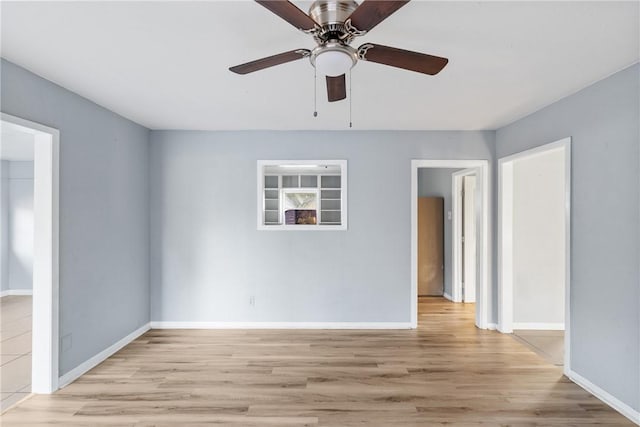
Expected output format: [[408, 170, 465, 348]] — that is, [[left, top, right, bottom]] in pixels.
[[257, 160, 347, 231]]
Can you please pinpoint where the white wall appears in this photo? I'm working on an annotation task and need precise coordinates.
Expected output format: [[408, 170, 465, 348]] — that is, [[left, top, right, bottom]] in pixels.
[[7, 161, 34, 291], [512, 149, 565, 326]]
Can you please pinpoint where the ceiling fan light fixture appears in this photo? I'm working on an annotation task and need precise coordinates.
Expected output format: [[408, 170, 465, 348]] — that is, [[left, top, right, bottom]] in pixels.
[[315, 50, 354, 76], [310, 43, 357, 77]]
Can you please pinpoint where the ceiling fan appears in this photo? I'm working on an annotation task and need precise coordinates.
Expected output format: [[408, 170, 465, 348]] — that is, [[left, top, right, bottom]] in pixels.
[[229, 0, 448, 102]]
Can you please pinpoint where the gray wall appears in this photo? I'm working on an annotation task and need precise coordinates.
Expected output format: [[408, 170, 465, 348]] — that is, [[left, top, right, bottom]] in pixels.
[[417, 168, 461, 297], [7, 161, 34, 291], [150, 131, 494, 322], [0, 161, 8, 292], [495, 63, 639, 412], [1, 59, 151, 376]]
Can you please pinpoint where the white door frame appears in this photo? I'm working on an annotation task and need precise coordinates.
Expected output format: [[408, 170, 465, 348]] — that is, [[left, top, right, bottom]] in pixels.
[[451, 168, 478, 304], [411, 160, 491, 329], [1, 113, 60, 393], [497, 137, 571, 372]]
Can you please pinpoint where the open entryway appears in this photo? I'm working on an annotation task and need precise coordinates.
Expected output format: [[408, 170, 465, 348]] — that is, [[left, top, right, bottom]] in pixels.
[[452, 169, 478, 305], [0, 113, 59, 412], [1, 123, 35, 410], [498, 138, 571, 370], [411, 160, 490, 329]]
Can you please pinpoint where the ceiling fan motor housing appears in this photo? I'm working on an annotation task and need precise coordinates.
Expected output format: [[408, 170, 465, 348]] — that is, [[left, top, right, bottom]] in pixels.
[[309, 0, 359, 43]]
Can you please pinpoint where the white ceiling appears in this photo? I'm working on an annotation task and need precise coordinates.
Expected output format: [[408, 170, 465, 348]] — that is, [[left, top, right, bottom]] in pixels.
[[1, 126, 34, 161], [1, 1, 638, 131]]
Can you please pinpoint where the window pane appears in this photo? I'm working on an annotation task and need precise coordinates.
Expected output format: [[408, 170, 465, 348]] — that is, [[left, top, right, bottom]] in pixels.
[[282, 175, 298, 188], [321, 175, 340, 188], [320, 211, 341, 224], [265, 199, 279, 210], [264, 211, 279, 224], [283, 191, 318, 225], [300, 175, 318, 188], [264, 189, 279, 199], [284, 192, 317, 210], [321, 190, 340, 199], [322, 199, 340, 210], [265, 176, 278, 188]]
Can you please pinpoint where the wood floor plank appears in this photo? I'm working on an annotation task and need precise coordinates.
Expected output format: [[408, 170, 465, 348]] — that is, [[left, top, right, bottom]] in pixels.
[[0, 298, 634, 425]]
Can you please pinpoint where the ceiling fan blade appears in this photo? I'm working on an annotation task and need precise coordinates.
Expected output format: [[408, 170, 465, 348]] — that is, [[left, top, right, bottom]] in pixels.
[[358, 43, 448, 75], [347, 1, 410, 33], [255, 1, 318, 32], [326, 75, 346, 102], [229, 49, 311, 75]]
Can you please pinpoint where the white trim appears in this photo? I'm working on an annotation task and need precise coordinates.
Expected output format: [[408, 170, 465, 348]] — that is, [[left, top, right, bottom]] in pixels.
[[150, 322, 412, 330], [1, 113, 60, 394], [452, 168, 478, 304], [442, 292, 453, 302], [256, 160, 348, 231], [0, 289, 33, 297], [497, 137, 571, 374], [512, 322, 565, 330], [486, 323, 498, 331], [411, 159, 491, 330], [567, 369, 640, 425], [58, 323, 150, 389]]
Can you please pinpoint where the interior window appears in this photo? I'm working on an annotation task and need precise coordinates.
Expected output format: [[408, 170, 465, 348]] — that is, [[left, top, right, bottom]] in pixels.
[[257, 161, 347, 230]]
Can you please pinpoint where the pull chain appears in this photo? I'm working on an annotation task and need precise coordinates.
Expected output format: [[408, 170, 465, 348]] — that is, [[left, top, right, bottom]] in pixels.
[[349, 70, 353, 128], [313, 67, 318, 117]]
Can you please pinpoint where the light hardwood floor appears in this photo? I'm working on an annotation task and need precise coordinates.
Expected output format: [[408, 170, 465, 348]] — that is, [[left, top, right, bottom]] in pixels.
[[0, 296, 32, 412], [513, 330, 564, 366], [0, 297, 633, 425]]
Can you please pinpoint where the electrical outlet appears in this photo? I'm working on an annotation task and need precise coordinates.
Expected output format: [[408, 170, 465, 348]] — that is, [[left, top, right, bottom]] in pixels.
[[61, 333, 72, 352], [249, 296, 255, 307]]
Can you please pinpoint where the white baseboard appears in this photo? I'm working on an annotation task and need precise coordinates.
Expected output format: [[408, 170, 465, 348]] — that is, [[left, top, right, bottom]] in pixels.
[[150, 321, 412, 330], [512, 322, 564, 330], [0, 289, 33, 297], [486, 323, 498, 330], [497, 324, 512, 334], [567, 369, 640, 425], [58, 323, 150, 388], [443, 292, 453, 301]]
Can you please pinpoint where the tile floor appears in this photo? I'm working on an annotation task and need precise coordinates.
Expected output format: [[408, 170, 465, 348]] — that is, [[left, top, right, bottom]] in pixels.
[[0, 296, 32, 412], [512, 329, 564, 366]]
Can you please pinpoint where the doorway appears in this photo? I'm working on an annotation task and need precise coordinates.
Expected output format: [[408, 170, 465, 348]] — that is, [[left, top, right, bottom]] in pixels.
[[452, 169, 478, 304], [416, 196, 444, 297], [498, 138, 571, 371], [411, 160, 491, 329], [0, 127, 35, 410], [0, 113, 59, 407]]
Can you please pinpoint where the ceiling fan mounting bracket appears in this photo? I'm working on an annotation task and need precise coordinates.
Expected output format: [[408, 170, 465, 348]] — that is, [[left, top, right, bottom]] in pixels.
[[301, 25, 321, 37], [295, 49, 312, 58], [357, 43, 374, 60], [343, 18, 367, 38]]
